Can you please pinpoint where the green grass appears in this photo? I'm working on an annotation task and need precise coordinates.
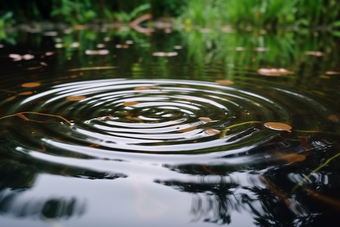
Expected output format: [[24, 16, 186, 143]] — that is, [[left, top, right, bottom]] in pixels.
[[178, 0, 340, 28]]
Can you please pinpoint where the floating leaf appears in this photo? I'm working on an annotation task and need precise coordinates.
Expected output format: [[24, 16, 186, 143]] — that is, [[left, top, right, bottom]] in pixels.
[[21, 82, 41, 88], [199, 117, 213, 122], [254, 47, 268, 52], [277, 152, 306, 164], [326, 71, 340, 75], [215, 80, 234, 85], [66, 96, 86, 101], [153, 52, 178, 57], [123, 101, 139, 106], [328, 114, 340, 122], [204, 128, 220, 135], [177, 126, 196, 132], [96, 115, 115, 120], [258, 68, 294, 76], [305, 51, 324, 56], [18, 91, 33, 95], [85, 49, 109, 55], [134, 87, 150, 90], [264, 122, 292, 132]]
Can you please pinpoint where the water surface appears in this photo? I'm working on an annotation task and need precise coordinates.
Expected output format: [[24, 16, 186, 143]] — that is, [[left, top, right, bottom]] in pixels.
[[1, 25, 340, 226]]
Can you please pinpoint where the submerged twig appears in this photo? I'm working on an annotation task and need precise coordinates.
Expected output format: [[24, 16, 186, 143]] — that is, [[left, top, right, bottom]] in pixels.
[[220, 121, 262, 138], [0, 111, 72, 125], [292, 151, 340, 192]]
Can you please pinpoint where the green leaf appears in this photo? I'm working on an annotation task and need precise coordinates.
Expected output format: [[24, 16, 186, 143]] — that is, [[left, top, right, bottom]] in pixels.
[[331, 20, 340, 27]]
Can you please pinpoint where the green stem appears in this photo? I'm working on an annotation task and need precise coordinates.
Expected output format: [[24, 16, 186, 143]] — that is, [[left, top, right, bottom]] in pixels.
[[292, 151, 340, 192], [220, 121, 262, 138]]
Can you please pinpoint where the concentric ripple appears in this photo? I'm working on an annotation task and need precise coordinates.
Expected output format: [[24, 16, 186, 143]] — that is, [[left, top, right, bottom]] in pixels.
[[1, 79, 339, 163]]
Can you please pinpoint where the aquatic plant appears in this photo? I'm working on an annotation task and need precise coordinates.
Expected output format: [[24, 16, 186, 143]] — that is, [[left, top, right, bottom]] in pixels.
[[0, 11, 15, 29], [178, 0, 340, 28]]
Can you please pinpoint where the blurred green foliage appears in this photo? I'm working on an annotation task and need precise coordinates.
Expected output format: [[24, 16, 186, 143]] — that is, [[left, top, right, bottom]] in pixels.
[[0, 0, 339, 28], [179, 0, 340, 28], [0, 0, 184, 27]]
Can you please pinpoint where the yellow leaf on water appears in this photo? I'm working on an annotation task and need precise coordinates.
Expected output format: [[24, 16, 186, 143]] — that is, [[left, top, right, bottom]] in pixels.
[[257, 68, 294, 76], [328, 114, 340, 122], [66, 95, 86, 101], [326, 71, 340, 75], [215, 80, 234, 85], [177, 126, 196, 133], [277, 152, 306, 164], [123, 101, 139, 106], [199, 117, 213, 122], [305, 51, 323, 56], [204, 128, 220, 135], [21, 82, 41, 88], [18, 91, 33, 95], [264, 122, 292, 132], [134, 87, 150, 90]]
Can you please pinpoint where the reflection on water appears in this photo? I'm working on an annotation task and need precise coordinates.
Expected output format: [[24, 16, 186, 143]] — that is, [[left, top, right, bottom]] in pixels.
[[0, 25, 340, 226]]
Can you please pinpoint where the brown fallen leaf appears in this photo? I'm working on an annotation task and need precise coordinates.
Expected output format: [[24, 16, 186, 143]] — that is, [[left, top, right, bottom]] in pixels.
[[198, 117, 213, 122], [177, 126, 196, 133], [21, 82, 41, 88], [326, 71, 340, 75], [277, 152, 306, 164], [305, 51, 324, 56], [258, 68, 294, 76], [134, 87, 150, 90], [123, 101, 139, 106], [18, 91, 33, 96], [215, 80, 234, 85], [328, 114, 340, 122], [204, 128, 220, 135], [264, 122, 292, 132], [66, 96, 86, 101]]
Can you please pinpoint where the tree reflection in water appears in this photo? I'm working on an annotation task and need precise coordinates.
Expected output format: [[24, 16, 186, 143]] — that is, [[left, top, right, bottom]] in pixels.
[[0, 158, 126, 220], [156, 142, 340, 226]]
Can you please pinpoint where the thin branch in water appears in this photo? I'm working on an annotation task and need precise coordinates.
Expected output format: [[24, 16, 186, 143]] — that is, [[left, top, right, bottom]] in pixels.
[[292, 151, 340, 192], [0, 112, 72, 125]]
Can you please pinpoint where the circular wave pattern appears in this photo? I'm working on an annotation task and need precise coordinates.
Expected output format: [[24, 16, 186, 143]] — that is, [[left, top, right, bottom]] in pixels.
[[1, 78, 338, 162]]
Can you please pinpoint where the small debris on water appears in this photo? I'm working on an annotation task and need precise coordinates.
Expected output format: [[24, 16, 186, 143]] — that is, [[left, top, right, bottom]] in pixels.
[[258, 68, 294, 76], [326, 71, 340, 75], [85, 49, 109, 55], [66, 96, 86, 101], [123, 101, 139, 106], [134, 87, 150, 90], [305, 51, 324, 56], [264, 122, 292, 132], [21, 82, 41, 88], [199, 117, 213, 122], [328, 114, 340, 122], [204, 128, 220, 135], [215, 80, 234, 85]]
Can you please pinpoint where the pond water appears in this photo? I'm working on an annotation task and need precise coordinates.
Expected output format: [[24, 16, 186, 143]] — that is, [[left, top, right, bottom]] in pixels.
[[1, 24, 340, 227]]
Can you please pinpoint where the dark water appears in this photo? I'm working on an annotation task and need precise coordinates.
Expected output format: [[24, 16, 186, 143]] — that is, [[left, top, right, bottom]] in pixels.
[[1, 25, 340, 227]]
